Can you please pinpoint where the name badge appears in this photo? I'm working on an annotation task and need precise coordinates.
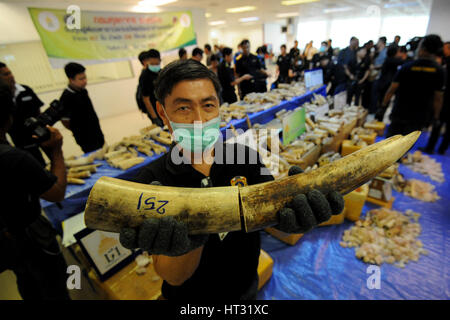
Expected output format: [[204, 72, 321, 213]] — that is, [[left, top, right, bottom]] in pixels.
[[218, 232, 228, 241]]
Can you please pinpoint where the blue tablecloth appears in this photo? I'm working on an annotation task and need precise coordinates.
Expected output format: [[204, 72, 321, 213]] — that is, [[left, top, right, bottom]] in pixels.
[[257, 131, 450, 300], [40, 150, 168, 234], [42, 85, 327, 234]]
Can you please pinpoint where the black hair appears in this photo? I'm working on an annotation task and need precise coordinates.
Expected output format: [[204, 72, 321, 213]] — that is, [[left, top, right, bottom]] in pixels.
[[321, 41, 328, 46], [64, 62, 85, 79], [0, 79, 14, 128], [154, 59, 221, 105], [281, 44, 286, 49], [420, 34, 444, 55], [379, 37, 387, 44], [387, 44, 399, 58], [204, 44, 211, 51], [256, 46, 263, 54], [147, 49, 161, 59], [350, 36, 358, 42], [395, 35, 401, 40], [192, 47, 204, 57], [241, 39, 250, 46], [210, 54, 219, 62], [138, 51, 151, 65], [178, 48, 187, 58], [0, 62, 6, 69], [222, 47, 232, 57]]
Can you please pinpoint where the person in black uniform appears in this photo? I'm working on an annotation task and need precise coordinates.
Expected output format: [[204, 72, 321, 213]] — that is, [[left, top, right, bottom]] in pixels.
[[118, 59, 344, 300], [274, 44, 291, 87], [288, 55, 305, 83], [136, 50, 152, 117], [346, 47, 370, 106], [289, 40, 300, 61], [0, 62, 46, 166], [217, 47, 253, 104], [375, 45, 404, 113], [235, 39, 269, 99], [422, 42, 450, 155], [137, 49, 164, 127], [59, 62, 105, 153], [376, 35, 445, 137], [0, 82, 70, 300]]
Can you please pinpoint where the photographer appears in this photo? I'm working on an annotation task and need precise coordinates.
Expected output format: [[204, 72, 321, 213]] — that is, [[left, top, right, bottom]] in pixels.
[[60, 62, 105, 153], [0, 81, 70, 300], [0, 62, 46, 166]]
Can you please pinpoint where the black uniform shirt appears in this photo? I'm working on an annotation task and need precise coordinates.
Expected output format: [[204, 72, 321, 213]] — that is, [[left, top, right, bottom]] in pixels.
[[391, 58, 445, 125], [235, 53, 264, 96], [0, 141, 56, 233], [133, 142, 274, 300], [60, 87, 104, 153], [217, 61, 237, 104], [139, 68, 160, 113], [379, 57, 404, 91], [277, 54, 291, 83]]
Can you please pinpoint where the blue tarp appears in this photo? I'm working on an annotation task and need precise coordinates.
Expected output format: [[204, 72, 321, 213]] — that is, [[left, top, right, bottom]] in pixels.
[[257, 131, 450, 300]]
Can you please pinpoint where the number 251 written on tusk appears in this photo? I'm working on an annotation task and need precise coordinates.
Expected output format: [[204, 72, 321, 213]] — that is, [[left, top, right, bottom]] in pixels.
[[136, 193, 169, 214]]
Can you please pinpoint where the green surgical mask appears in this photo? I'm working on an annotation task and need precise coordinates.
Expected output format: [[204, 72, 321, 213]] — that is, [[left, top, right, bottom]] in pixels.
[[163, 108, 221, 153], [148, 65, 161, 73]]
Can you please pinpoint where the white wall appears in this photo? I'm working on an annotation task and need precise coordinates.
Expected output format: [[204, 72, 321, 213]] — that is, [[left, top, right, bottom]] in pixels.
[[427, 0, 450, 41], [0, 1, 207, 120], [264, 22, 288, 55], [208, 24, 264, 52]]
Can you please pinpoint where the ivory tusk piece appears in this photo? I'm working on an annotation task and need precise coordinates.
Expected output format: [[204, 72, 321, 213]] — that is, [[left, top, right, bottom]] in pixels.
[[85, 132, 420, 235]]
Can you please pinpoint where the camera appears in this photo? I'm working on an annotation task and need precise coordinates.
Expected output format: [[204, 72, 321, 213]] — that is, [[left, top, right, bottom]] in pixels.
[[24, 99, 64, 142]]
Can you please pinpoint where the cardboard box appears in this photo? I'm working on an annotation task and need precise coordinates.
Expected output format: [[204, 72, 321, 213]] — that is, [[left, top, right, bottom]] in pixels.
[[344, 184, 369, 221], [364, 121, 386, 136], [368, 177, 392, 202], [257, 250, 274, 290], [265, 227, 303, 245], [319, 209, 346, 226], [341, 140, 364, 157]]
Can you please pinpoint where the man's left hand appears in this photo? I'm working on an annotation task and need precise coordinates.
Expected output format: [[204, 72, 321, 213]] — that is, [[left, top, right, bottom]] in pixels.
[[274, 166, 345, 234]]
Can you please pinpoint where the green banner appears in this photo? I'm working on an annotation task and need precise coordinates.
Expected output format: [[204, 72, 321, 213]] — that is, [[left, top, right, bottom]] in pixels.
[[282, 108, 306, 146], [28, 7, 196, 64]]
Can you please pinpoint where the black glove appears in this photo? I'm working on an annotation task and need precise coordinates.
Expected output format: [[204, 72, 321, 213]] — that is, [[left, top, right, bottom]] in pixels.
[[374, 107, 386, 122], [119, 181, 208, 256], [274, 166, 345, 234]]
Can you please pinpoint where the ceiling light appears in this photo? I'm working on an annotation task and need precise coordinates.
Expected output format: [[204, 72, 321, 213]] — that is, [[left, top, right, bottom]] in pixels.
[[281, 0, 319, 6], [209, 20, 226, 26], [226, 6, 257, 13], [276, 12, 300, 18], [133, 4, 161, 13], [384, 2, 419, 9], [138, 0, 177, 6], [205, 13, 211, 18], [323, 6, 354, 13], [239, 17, 259, 22]]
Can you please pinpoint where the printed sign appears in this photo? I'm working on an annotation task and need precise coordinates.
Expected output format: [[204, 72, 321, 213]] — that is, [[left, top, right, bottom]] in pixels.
[[28, 8, 197, 66], [282, 108, 306, 145]]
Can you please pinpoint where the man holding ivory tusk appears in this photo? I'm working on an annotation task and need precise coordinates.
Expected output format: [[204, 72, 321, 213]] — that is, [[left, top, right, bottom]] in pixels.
[[119, 59, 344, 300]]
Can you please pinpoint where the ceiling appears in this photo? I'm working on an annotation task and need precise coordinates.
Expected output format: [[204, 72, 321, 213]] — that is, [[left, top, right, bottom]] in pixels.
[[3, 0, 433, 26]]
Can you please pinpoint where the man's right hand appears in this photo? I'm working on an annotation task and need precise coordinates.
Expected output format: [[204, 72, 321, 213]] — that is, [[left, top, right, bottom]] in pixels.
[[119, 181, 209, 257], [38, 126, 63, 156]]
